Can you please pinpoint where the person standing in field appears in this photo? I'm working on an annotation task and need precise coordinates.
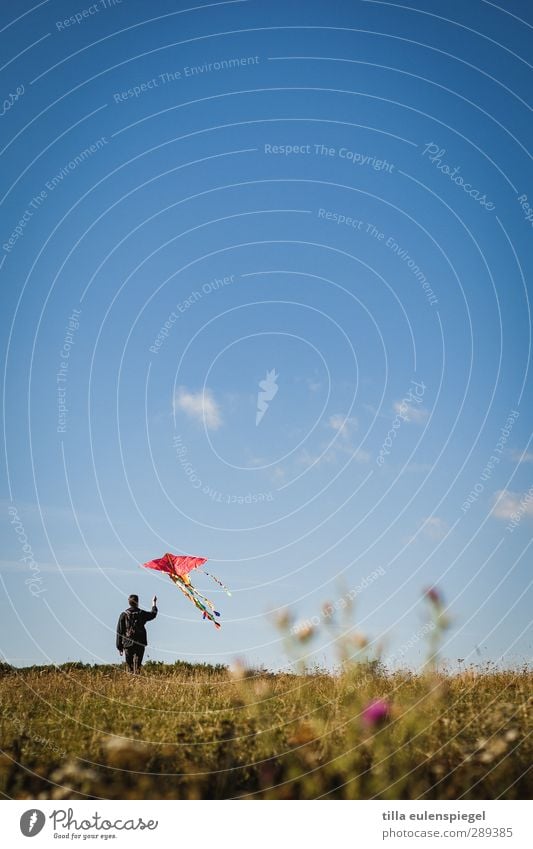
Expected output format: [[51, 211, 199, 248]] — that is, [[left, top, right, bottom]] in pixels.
[[116, 594, 158, 673]]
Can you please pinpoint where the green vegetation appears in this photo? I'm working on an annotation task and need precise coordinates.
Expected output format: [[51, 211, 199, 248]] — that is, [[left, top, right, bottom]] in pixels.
[[1, 594, 530, 799], [0, 660, 530, 799]]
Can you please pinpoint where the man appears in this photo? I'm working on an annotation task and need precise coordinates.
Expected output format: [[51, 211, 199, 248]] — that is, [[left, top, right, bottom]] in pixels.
[[116, 593, 158, 673]]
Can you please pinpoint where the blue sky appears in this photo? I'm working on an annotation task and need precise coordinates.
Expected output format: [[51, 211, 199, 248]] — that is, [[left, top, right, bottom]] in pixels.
[[1, 0, 532, 670]]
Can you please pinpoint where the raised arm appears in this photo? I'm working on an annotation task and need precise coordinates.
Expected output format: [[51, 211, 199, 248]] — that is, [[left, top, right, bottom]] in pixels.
[[143, 595, 158, 621]]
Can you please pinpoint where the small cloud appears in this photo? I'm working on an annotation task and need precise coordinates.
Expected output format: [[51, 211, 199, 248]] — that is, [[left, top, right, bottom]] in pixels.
[[393, 401, 428, 424], [306, 378, 322, 393], [422, 516, 448, 540], [247, 455, 267, 467], [328, 414, 358, 438], [297, 447, 335, 467], [406, 515, 448, 546], [174, 387, 222, 430], [511, 450, 533, 464], [405, 462, 433, 473], [492, 489, 533, 521], [298, 442, 370, 468], [296, 413, 368, 467]]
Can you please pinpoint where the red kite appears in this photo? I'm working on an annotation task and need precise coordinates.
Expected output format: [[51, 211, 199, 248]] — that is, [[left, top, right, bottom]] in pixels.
[[142, 553, 230, 629]]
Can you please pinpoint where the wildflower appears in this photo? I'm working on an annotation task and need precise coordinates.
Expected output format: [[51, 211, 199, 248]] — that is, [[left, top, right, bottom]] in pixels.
[[274, 608, 293, 629], [351, 631, 368, 649], [229, 659, 247, 680], [100, 737, 150, 768], [322, 601, 334, 618], [479, 738, 507, 763], [294, 623, 314, 642], [423, 587, 450, 664], [425, 586, 441, 605], [361, 698, 391, 727]]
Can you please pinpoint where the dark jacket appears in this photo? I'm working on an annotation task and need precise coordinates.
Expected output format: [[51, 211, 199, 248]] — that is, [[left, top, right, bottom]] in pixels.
[[116, 605, 157, 651]]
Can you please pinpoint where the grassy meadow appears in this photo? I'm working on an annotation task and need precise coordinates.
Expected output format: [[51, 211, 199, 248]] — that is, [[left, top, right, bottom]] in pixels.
[[0, 659, 531, 800]]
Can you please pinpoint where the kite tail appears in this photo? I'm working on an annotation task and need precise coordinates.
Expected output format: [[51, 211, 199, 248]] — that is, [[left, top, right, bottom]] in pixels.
[[200, 569, 232, 596], [170, 574, 221, 629]]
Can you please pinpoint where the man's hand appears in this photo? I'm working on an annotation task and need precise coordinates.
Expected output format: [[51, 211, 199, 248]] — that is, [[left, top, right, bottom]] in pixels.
[[152, 595, 157, 607], [119, 649, 123, 656]]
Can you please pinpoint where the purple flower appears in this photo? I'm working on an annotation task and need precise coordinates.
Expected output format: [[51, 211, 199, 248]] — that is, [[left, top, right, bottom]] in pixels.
[[362, 698, 391, 727], [425, 586, 441, 605]]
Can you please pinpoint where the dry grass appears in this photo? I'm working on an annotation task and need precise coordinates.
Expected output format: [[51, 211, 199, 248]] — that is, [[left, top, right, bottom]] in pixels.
[[0, 660, 531, 799]]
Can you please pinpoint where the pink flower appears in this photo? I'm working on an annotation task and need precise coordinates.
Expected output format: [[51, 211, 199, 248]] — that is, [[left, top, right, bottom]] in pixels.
[[362, 698, 391, 727], [425, 586, 441, 605]]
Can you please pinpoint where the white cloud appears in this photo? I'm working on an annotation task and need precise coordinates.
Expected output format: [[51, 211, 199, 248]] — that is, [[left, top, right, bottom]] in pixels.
[[174, 387, 222, 430], [422, 516, 448, 540], [492, 489, 533, 521], [405, 462, 433, 473], [328, 414, 358, 438], [297, 447, 335, 467], [297, 415, 369, 467], [511, 450, 533, 464], [247, 455, 267, 467], [405, 516, 448, 546], [393, 401, 428, 424]]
